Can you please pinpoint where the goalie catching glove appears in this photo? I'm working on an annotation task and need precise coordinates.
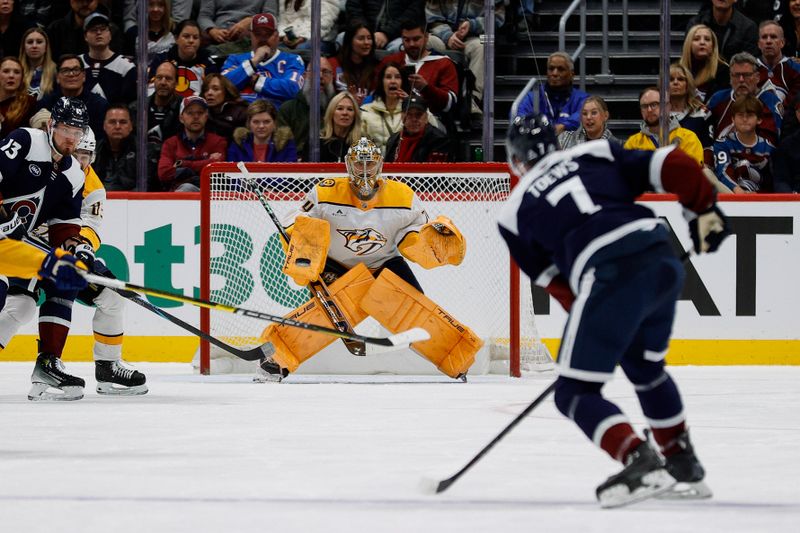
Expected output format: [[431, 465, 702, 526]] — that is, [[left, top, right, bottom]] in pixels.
[[400, 215, 465, 269], [282, 216, 330, 286], [686, 205, 729, 254]]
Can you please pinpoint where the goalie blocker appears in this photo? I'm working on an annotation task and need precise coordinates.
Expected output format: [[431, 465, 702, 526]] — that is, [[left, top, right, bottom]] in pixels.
[[260, 264, 482, 379]]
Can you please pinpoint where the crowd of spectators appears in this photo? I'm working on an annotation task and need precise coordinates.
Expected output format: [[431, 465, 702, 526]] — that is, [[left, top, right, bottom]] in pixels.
[[2, 1, 800, 193]]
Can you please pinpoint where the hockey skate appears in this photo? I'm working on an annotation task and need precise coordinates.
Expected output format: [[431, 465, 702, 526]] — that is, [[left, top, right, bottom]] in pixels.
[[95, 360, 148, 395], [254, 356, 289, 383], [28, 353, 85, 401], [657, 431, 713, 500], [596, 442, 676, 508]]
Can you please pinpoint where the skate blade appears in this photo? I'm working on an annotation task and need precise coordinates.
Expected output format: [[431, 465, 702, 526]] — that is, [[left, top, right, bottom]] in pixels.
[[598, 469, 676, 509], [253, 373, 283, 383], [96, 382, 149, 396], [28, 382, 84, 401], [657, 480, 713, 500]]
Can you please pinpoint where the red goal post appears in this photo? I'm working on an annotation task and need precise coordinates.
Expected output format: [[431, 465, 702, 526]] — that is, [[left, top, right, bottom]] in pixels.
[[198, 162, 551, 377]]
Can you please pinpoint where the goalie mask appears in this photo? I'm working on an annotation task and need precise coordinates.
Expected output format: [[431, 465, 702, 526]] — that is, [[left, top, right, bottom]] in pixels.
[[345, 137, 383, 201], [505, 113, 558, 176]]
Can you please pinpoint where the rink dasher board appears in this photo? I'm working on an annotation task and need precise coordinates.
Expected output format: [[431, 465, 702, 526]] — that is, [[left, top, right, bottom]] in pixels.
[[1, 194, 799, 366]]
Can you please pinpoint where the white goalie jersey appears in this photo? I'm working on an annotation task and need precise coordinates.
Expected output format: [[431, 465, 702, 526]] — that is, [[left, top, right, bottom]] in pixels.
[[286, 177, 429, 270]]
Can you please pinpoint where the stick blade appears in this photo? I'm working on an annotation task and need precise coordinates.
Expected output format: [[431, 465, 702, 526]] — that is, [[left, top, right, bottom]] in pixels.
[[387, 327, 430, 346], [419, 476, 453, 494]]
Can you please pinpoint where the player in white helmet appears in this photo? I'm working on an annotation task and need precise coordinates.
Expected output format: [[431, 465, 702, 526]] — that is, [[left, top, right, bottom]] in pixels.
[[259, 137, 482, 381]]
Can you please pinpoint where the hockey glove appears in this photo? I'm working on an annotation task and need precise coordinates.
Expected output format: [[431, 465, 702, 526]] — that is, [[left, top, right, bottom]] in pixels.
[[688, 205, 730, 254], [65, 240, 96, 272], [39, 249, 88, 291]]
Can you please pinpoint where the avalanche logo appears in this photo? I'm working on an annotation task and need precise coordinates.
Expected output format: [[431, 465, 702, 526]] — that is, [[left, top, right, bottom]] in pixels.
[[338, 228, 387, 256], [175, 67, 200, 97]]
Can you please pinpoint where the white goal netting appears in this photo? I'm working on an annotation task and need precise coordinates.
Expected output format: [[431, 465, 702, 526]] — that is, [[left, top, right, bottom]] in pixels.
[[198, 162, 552, 376]]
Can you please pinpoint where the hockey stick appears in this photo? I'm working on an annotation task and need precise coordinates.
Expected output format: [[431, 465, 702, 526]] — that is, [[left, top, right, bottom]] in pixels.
[[116, 289, 273, 362], [82, 273, 430, 347], [421, 381, 556, 494], [235, 161, 366, 356]]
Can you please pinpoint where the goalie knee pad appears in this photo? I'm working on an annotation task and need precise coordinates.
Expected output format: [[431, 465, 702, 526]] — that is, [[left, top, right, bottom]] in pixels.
[[91, 288, 125, 361], [359, 269, 482, 378], [0, 294, 37, 348], [260, 263, 374, 372]]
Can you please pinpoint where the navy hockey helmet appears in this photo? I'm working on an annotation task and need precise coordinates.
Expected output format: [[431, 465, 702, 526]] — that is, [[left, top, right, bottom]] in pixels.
[[50, 97, 90, 131], [505, 113, 558, 176]]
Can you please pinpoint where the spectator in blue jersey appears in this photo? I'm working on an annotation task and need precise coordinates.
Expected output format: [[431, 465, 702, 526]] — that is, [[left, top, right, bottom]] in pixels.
[[557, 96, 621, 149], [147, 20, 219, 100], [227, 99, 297, 163], [707, 52, 783, 145], [499, 113, 727, 508], [37, 54, 108, 140], [221, 12, 304, 108], [669, 63, 711, 147], [80, 12, 136, 105], [713, 94, 776, 193], [515, 51, 588, 135]]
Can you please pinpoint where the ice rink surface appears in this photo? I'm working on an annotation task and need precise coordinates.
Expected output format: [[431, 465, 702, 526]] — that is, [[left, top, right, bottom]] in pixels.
[[1, 363, 798, 533]]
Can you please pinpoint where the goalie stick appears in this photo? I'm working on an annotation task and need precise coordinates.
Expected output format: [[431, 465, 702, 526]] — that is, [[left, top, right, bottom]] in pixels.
[[421, 381, 556, 494], [235, 162, 367, 357], [82, 273, 431, 348]]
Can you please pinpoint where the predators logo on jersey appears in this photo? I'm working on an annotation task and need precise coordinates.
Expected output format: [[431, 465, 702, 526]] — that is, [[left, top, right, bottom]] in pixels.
[[337, 228, 387, 256]]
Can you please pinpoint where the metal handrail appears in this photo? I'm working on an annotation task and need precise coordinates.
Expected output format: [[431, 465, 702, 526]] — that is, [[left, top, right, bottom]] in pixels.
[[559, 0, 587, 91]]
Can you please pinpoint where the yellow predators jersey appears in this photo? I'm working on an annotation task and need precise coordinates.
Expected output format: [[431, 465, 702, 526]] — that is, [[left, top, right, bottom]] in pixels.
[[80, 165, 106, 250], [288, 177, 429, 269], [0, 238, 47, 279]]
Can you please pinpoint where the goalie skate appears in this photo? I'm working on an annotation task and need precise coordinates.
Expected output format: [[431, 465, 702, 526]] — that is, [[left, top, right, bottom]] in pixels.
[[28, 353, 85, 401], [253, 357, 289, 383], [95, 360, 148, 395], [596, 442, 676, 508]]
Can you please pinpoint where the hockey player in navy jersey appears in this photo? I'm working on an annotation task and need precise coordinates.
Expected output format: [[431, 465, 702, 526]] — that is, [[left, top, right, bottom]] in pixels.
[[0, 127, 147, 396], [498, 112, 730, 508], [0, 97, 93, 400], [221, 13, 304, 107]]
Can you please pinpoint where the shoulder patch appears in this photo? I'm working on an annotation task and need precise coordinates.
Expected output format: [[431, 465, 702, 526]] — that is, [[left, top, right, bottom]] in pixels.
[[319, 178, 336, 187], [301, 200, 314, 212]]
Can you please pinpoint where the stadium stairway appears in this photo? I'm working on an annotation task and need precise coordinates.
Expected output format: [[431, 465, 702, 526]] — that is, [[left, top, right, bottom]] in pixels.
[[483, 0, 704, 161]]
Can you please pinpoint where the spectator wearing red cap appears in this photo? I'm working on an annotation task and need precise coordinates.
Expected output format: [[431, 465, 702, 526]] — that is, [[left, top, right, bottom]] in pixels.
[[158, 95, 228, 192], [198, 1, 278, 46], [384, 94, 453, 162], [221, 12, 305, 108]]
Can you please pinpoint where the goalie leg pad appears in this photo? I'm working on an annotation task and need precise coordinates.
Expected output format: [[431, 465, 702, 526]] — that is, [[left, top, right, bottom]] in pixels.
[[259, 263, 374, 372], [282, 216, 330, 286], [359, 269, 483, 378]]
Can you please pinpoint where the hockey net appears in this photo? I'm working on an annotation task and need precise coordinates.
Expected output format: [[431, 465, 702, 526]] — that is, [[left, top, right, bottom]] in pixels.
[[198, 162, 552, 377]]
